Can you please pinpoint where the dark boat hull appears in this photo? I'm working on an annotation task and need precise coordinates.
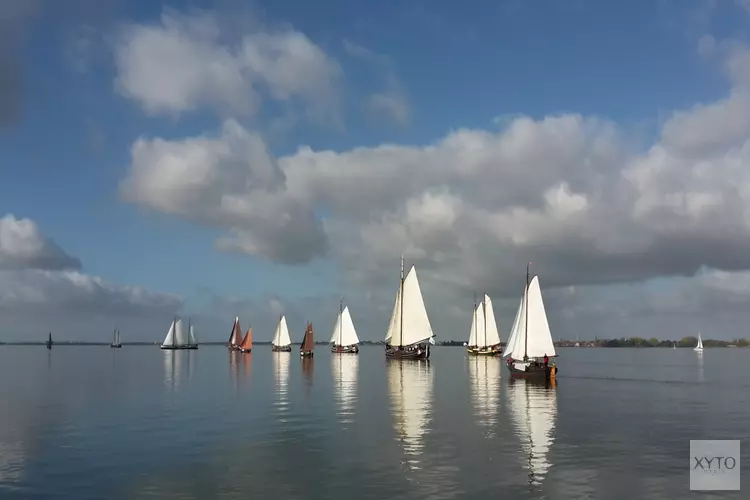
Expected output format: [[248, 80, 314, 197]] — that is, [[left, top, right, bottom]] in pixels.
[[331, 344, 359, 354], [300, 351, 314, 357], [238, 348, 252, 353], [385, 343, 430, 360], [110, 345, 122, 348], [467, 346, 502, 356], [506, 360, 557, 380], [160, 345, 198, 350], [272, 345, 292, 352]]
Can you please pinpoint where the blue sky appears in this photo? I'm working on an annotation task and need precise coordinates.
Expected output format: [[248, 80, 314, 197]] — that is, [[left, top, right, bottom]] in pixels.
[[2, 0, 750, 341]]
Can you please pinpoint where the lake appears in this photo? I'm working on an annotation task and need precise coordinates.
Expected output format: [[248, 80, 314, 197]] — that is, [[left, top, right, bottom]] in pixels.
[[0, 346, 747, 499]]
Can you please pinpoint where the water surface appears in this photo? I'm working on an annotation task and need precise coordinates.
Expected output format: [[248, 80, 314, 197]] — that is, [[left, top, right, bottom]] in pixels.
[[0, 346, 746, 499]]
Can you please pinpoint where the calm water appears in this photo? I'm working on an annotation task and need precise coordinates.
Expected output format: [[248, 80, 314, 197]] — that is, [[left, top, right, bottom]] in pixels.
[[0, 346, 747, 499]]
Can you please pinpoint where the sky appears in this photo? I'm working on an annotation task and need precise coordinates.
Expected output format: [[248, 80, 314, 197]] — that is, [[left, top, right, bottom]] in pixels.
[[2, 0, 750, 342]]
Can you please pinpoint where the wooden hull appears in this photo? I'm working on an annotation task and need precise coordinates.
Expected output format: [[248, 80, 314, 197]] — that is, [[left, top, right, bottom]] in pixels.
[[506, 360, 557, 380], [160, 345, 198, 350], [300, 350, 314, 358], [228, 345, 240, 351], [238, 347, 252, 353], [272, 345, 292, 352], [467, 346, 502, 356], [110, 345, 122, 349], [331, 344, 359, 354], [385, 343, 430, 360]]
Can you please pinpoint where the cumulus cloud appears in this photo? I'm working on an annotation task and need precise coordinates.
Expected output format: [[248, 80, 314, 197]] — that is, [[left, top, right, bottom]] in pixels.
[[0, 214, 182, 340], [114, 8, 342, 123], [0, 215, 81, 270]]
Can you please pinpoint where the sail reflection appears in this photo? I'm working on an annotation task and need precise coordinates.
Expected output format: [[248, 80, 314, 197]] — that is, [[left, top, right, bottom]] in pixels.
[[241, 352, 252, 382], [697, 351, 704, 383], [301, 357, 314, 393], [506, 380, 557, 486], [387, 360, 433, 467], [229, 351, 241, 394], [163, 350, 188, 392], [273, 353, 290, 419], [331, 354, 358, 424], [468, 356, 501, 437]]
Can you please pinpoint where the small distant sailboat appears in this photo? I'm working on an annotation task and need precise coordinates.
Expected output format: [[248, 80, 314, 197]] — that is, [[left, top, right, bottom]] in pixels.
[[503, 263, 557, 380], [694, 334, 704, 352], [46, 332, 52, 350], [466, 293, 502, 356], [271, 315, 292, 352], [300, 322, 315, 357], [110, 328, 122, 348], [238, 326, 253, 353], [330, 298, 360, 354], [227, 316, 243, 351], [160, 316, 198, 350], [384, 255, 435, 360], [673, 342, 677, 350]]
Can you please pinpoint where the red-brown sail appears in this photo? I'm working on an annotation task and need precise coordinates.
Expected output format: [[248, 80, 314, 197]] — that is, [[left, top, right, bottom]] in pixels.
[[228, 317, 243, 348], [301, 322, 315, 353], [239, 327, 253, 352]]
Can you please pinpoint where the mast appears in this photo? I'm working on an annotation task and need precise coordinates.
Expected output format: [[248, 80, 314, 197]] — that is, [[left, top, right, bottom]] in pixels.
[[172, 316, 177, 347], [339, 296, 343, 346], [473, 292, 477, 347], [188, 317, 192, 346], [483, 294, 487, 347], [399, 254, 404, 347], [524, 262, 531, 359]]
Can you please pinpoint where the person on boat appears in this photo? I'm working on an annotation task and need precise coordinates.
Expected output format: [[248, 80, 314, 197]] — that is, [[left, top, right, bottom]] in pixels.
[[543, 354, 549, 367]]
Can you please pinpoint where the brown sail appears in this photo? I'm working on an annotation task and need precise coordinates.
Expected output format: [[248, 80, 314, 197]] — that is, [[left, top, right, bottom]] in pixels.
[[228, 317, 243, 349], [239, 327, 253, 352], [300, 322, 315, 356]]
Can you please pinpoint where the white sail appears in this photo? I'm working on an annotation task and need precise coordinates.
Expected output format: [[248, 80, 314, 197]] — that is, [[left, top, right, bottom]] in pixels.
[[695, 334, 704, 351], [468, 304, 479, 346], [189, 324, 197, 345], [481, 295, 502, 347], [387, 359, 433, 463], [469, 356, 501, 436], [505, 277, 556, 359], [503, 298, 524, 358], [161, 320, 175, 346], [272, 315, 292, 347], [384, 266, 434, 347], [507, 379, 557, 485], [331, 306, 360, 346], [332, 353, 358, 423], [174, 318, 188, 346]]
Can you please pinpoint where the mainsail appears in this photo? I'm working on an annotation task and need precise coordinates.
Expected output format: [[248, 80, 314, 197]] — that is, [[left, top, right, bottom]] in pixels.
[[301, 323, 315, 351], [330, 305, 360, 347], [272, 316, 292, 347], [384, 265, 434, 347], [504, 277, 556, 360], [189, 322, 197, 345], [239, 327, 253, 351], [228, 317, 243, 348], [468, 294, 502, 348]]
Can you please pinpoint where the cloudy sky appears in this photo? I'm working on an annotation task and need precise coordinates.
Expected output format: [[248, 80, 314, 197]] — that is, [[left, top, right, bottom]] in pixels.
[[2, 0, 750, 342]]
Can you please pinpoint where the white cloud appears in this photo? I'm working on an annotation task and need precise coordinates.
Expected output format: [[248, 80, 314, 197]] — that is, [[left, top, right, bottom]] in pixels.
[[0, 215, 81, 270], [0, 214, 182, 340], [114, 8, 342, 122]]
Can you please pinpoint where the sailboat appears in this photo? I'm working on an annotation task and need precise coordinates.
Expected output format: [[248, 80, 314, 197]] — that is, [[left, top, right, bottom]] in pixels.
[[160, 316, 198, 350], [330, 298, 360, 354], [227, 316, 243, 351], [46, 332, 52, 350], [384, 255, 435, 360], [503, 263, 557, 379], [507, 378, 558, 486], [466, 294, 502, 356], [238, 326, 253, 353], [300, 322, 315, 357], [694, 333, 704, 352], [110, 328, 122, 348], [271, 315, 292, 352]]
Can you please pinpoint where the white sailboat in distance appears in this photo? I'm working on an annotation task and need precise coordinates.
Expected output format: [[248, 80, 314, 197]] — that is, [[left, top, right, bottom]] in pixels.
[[694, 333, 704, 352], [271, 315, 293, 352], [331, 298, 360, 354], [466, 294, 502, 356], [160, 316, 198, 349]]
